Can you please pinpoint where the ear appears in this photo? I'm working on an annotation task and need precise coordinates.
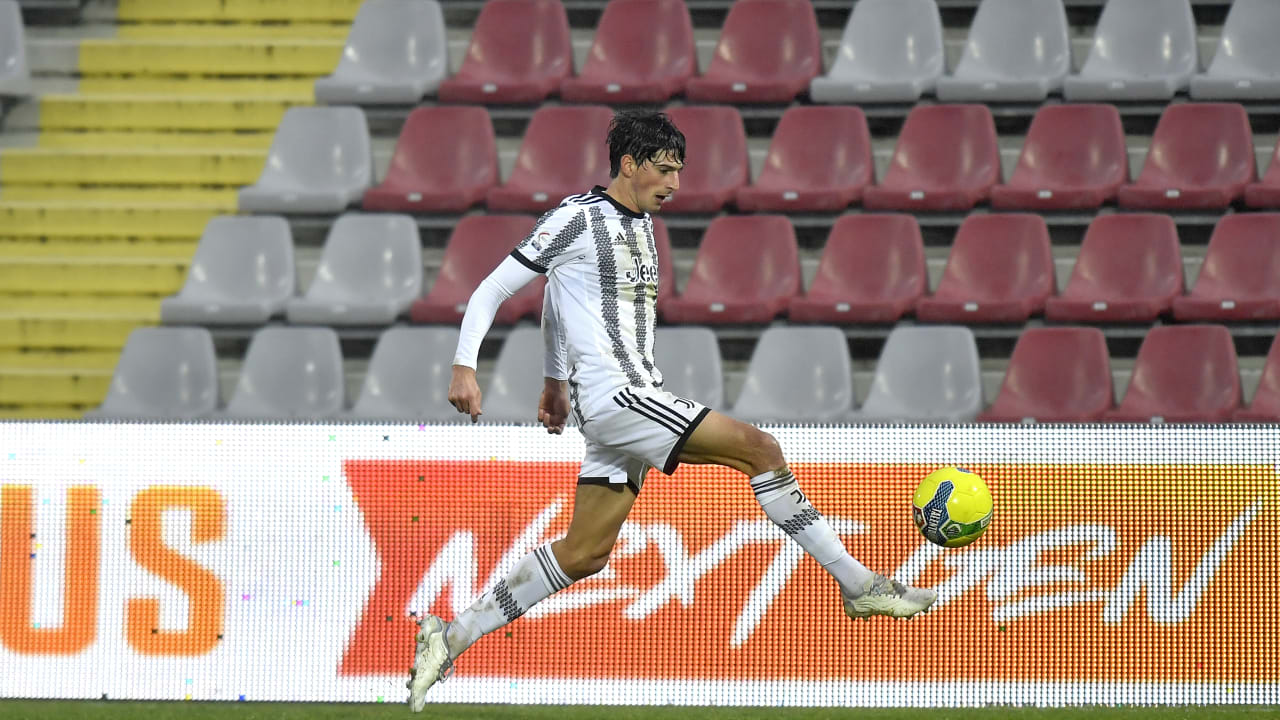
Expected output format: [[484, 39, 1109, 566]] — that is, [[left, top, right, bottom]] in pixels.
[[619, 154, 637, 178]]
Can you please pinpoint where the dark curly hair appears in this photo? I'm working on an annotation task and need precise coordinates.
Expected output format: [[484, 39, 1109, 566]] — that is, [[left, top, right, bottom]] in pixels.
[[606, 109, 686, 178]]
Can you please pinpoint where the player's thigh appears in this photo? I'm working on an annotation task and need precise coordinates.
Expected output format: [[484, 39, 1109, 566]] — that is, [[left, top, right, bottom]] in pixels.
[[676, 409, 783, 476]]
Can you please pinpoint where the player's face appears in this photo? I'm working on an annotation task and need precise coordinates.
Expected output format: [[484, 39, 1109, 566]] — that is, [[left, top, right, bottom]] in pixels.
[[629, 150, 682, 214]]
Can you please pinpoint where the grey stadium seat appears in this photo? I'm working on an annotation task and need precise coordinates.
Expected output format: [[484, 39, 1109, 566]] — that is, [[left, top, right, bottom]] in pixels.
[[84, 327, 218, 420], [653, 326, 723, 409], [1063, 0, 1196, 102], [731, 326, 853, 423], [1190, 0, 1280, 100], [854, 326, 982, 423], [935, 0, 1069, 102], [347, 326, 463, 421], [481, 325, 545, 423], [809, 0, 943, 104], [285, 213, 421, 325], [238, 106, 372, 213], [314, 0, 447, 104], [160, 215, 295, 325], [221, 326, 345, 419], [0, 0, 31, 97]]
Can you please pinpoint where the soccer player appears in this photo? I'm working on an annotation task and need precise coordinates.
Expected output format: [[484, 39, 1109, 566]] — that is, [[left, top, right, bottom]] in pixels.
[[408, 110, 936, 711]]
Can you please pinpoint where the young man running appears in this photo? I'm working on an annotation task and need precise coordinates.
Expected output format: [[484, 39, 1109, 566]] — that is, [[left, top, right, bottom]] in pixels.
[[408, 110, 936, 712]]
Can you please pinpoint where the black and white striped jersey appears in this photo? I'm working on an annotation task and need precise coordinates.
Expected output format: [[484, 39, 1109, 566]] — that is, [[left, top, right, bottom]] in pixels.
[[510, 186, 663, 420]]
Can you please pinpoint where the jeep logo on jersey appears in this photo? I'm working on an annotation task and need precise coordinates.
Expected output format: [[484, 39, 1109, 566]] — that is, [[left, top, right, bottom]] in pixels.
[[624, 256, 658, 284]]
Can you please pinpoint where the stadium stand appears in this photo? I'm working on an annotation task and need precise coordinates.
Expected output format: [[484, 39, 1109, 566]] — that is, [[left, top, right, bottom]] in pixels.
[[84, 327, 218, 420], [346, 326, 463, 422], [854, 326, 983, 423], [659, 105, 747, 214], [1190, 0, 1280, 101], [1173, 214, 1280, 322], [559, 0, 695, 104], [1116, 103, 1256, 210], [1105, 325, 1241, 423], [361, 105, 497, 213], [219, 326, 346, 420], [861, 104, 1001, 211], [935, 0, 1069, 103], [237, 106, 373, 214], [652, 326, 724, 409], [978, 327, 1114, 424], [1063, 0, 1197, 101], [313, 0, 447, 105], [1244, 143, 1280, 209], [159, 216, 296, 326], [808, 0, 943, 104], [0, 0, 32, 99], [730, 326, 853, 423], [485, 105, 614, 212], [480, 325, 546, 423], [684, 0, 820, 104], [989, 104, 1128, 211], [437, 0, 572, 104], [1234, 334, 1280, 423]]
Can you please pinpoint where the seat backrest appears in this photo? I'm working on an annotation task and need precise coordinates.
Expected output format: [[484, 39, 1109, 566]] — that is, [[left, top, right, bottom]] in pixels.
[[428, 214, 537, 306], [653, 326, 723, 408], [335, 0, 446, 79], [683, 215, 799, 302], [664, 105, 748, 196], [996, 327, 1113, 417], [506, 106, 615, 191], [651, 216, 675, 304], [1011, 104, 1128, 186], [1137, 103, 1255, 186], [809, 214, 925, 301], [733, 326, 852, 422], [1063, 214, 1182, 299], [883, 105, 999, 188], [1194, 213, 1280, 296], [1249, 333, 1280, 408], [706, 0, 819, 79], [581, 0, 694, 80], [483, 326, 545, 422], [97, 327, 218, 418], [936, 214, 1055, 300], [258, 106, 371, 189], [352, 326, 461, 420], [831, 0, 943, 81], [305, 213, 421, 303], [1124, 325, 1240, 414], [1208, 0, 1280, 75], [178, 215, 294, 302], [457, 0, 571, 78], [957, 0, 1069, 79], [382, 106, 496, 191], [757, 106, 872, 188], [225, 327, 345, 418], [0, 0, 31, 94], [860, 326, 982, 422], [1081, 0, 1196, 76]]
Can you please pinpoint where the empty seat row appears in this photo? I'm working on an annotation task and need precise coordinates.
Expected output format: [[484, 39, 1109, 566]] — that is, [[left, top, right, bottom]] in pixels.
[[0, 0, 31, 98], [240, 102, 1280, 217], [87, 323, 1280, 425], [314, 0, 1280, 106]]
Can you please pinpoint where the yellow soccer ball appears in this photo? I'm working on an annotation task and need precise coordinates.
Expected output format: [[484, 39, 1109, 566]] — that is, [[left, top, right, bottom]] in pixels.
[[911, 466, 993, 548]]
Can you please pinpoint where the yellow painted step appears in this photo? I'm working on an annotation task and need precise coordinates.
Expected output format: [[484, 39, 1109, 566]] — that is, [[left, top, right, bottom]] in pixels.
[[1, 149, 264, 185], [38, 131, 276, 151], [79, 76, 316, 99], [0, 296, 160, 349], [0, 350, 121, 370], [0, 203, 220, 238], [118, 0, 361, 22], [0, 405, 88, 419], [1, 187, 240, 206], [0, 237, 198, 259], [0, 367, 111, 404], [78, 39, 342, 76], [0, 257, 189, 293], [117, 22, 352, 40], [39, 95, 301, 131]]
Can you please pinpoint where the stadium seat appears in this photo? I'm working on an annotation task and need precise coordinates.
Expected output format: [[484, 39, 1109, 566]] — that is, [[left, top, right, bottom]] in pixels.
[[559, 0, 694, 104], [1105, 325, 1240, 423], [1117, 103, 1256, 210], [734, 106, 873, 212], [653, 326, 723, 409], [989, 104, 1128, 211], [1190, 0, 1280, 100], [915, 214, 1055, 323], [1234, 334, 1280, 422], [650, 216, 676, 311], [437, 0, 571, 104], [409, 214, 546, 326], [361, 106, 497, 213], [347, 326, 463, 421], [935, 0, 1070, 102], [658, 106, 747, 214], [661, 215, 800, 324], [855, 326, 983, 423], [285, 213, 422, 325], [313, 0, 446, 104], [160, 216, 295, 325], [482, 325, 545, 423], [788, 214, 926, 324], [1244, 144, 1280, 209], [485, 105, 614, 212], [809, 0, 943, 104], [978, 327, 1113, 423], [1045, 214, 1183, 323], [221, 327, 345, 419], [0, 0, 32, 97], [731, 326, 853, 423], [862, 104, 1000, 211], [1063, 0, 1197, 101], [237, 106, 372, 214], [1172, 213, 1280, 321], [684, 0, 820, 103], [85, 328, 218, 419]]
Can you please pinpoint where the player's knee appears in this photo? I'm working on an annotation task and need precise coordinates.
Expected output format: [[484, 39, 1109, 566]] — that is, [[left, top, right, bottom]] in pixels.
[[556, 539, 615, 580], [745, 429, 786, 476]]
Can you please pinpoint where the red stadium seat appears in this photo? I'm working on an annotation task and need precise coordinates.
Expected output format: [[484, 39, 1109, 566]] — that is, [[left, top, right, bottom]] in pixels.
[[788, 214, 925, 324], [978, 327, 1114, 423], [862, 105, 1001, 211], [915, 214, 1055, 323], [651, 216, 676, 311], [1173, 213, 1280, 321], [1117, 103, 1256, 210], [409, 214, 545, 325], [1105, 325, 1240, 423], [990, 104, 1128, 210], [734, 106, 874, 212], [486, 106, 614, 212], [437, 0, 572, 104], [1234, 334, 1280, 422], [1244, 143, 1280, 209], [684, 0, 821, 103], [560, 0, 695, 104], [361, 106, 497, 213], [661, 215, 800, 324], [1045, 214, 1183, 323], [659, 105, 747, 214]]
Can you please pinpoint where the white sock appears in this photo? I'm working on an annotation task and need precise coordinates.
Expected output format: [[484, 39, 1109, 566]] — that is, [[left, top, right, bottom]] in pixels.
[[444, 543, 572, 658], [751, 467, 876, 596]]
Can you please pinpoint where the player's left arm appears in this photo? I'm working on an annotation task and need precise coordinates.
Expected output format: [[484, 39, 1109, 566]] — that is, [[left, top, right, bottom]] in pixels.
[[538, 284, 570, 434]]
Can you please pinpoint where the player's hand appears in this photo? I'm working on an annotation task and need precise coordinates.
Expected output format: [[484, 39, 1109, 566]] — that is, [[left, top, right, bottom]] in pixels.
[[448, 365, 483, 423], [538, 378, 570, 434]]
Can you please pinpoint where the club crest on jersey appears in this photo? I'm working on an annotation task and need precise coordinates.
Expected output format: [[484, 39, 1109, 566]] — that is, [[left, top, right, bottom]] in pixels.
[[531, 231, 550, 252], [624, 256, 658, 284]]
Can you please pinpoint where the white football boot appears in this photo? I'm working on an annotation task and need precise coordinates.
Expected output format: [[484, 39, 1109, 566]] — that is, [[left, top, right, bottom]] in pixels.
[[407, 614, 454, 712], [843, 574, 938, 620]]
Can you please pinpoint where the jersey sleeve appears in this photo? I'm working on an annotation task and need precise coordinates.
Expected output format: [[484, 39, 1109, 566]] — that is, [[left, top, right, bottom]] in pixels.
[[510, 205, 589, 274]]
